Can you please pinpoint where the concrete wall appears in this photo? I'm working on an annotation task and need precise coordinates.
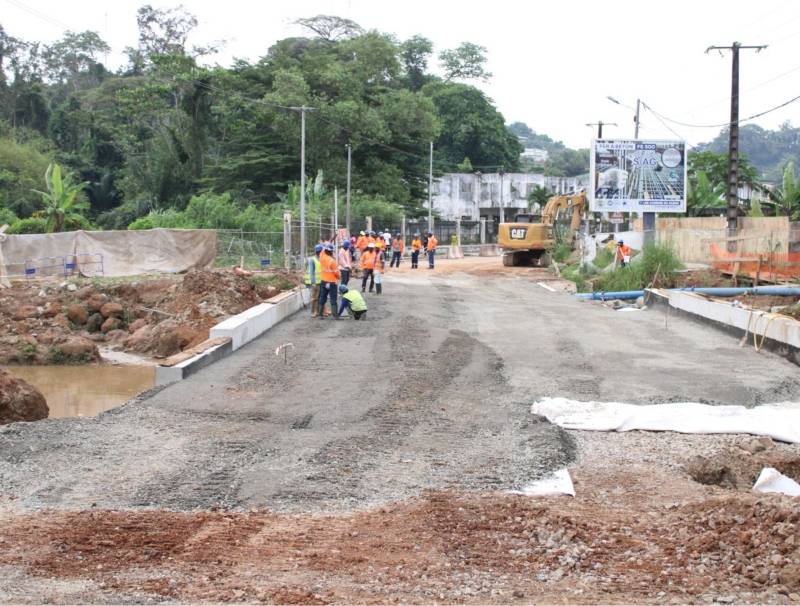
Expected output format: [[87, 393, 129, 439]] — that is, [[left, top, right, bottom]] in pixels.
[[431, 173, 587, 220]]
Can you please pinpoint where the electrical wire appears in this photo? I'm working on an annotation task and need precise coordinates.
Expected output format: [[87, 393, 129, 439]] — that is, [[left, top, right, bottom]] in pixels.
[[3, 0, 72, 31], [644, 93, 800, 129]]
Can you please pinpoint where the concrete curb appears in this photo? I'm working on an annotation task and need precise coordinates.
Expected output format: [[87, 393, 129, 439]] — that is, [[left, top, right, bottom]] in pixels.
[[155, 286, 309, 385], [648, 288, 800, 366]]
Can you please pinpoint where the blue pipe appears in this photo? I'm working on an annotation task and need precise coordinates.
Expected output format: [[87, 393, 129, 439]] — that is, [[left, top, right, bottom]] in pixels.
[[574, 286, 800, 301]]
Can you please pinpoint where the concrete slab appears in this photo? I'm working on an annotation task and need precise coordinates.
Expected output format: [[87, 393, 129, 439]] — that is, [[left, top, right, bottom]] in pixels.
[[210, 303, 278, 351], [155, 339, 232, 386], [650, 288, 800, 366]]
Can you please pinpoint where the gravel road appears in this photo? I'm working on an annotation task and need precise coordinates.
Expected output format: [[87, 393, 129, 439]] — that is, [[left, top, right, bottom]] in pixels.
[[1, 262, 798, 513]]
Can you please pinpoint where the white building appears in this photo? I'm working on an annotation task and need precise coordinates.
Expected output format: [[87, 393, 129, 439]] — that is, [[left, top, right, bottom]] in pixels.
[[520, 147, 549, 163], [430, 172, 587, 221]]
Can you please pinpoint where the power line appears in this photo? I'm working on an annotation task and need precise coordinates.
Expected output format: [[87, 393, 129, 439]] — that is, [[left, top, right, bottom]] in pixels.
[[643, 91, 800, 129], [3, 0, 72, 31]]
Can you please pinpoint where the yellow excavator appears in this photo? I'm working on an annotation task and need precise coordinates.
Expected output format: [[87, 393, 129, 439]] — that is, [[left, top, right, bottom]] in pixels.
[[497, 191, 587, 266]]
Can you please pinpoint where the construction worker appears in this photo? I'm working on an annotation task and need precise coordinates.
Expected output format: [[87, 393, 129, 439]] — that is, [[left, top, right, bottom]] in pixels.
[[318, 243, 341, 318], [356, 231, 368, 255], [338, 284, 367, 320], [374, 245, 385, 294], [425, 231, 438, 269], [616, 240, 632, 267], [338, 240, 353, 285], [305, 244, 323, 317], [410, 233, 422, 269], [390, 234, 404, 268], [360, 242, 377, 293]]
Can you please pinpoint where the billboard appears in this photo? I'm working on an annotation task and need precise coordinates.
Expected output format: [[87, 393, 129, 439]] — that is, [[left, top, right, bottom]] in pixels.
[[590, 139, 686, 214]]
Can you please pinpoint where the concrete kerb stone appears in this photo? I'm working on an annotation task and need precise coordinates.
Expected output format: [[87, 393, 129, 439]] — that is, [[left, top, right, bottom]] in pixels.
[[648, 288, 800, 366], [157, 287, 308, 385]]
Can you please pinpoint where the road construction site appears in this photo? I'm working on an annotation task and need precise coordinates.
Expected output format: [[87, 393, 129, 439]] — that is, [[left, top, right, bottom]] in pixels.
[[1, 257, 800, 604]]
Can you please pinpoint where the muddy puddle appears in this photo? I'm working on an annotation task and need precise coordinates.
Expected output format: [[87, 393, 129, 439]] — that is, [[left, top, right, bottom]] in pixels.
[[4, 365, 155, 418]]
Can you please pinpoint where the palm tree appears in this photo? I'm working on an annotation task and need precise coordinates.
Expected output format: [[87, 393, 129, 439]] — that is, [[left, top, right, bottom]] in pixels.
[[33, 163, 89, 233]]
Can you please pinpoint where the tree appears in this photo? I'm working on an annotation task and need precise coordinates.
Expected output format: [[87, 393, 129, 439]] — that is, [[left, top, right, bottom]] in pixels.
[[42, 31, 109, 90], [687, 150, 759, 190], [767, 161, 800, 219], [294, 15, 364, 41], [399, 35, 433, 91], [439, 42, 492, 82], [424, 81, 521, 171], [527, 185, 551, 210], [33, 163, 89, 232], [686, 171, 725, 216]]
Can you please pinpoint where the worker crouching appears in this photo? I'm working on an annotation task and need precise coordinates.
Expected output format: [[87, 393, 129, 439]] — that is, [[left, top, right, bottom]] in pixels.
[[338, 284, 367, 320]]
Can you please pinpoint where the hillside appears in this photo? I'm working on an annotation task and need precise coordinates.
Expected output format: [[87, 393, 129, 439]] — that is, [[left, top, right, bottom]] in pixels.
[[507, 122, 589, 177], [695, 123, 800, 183]]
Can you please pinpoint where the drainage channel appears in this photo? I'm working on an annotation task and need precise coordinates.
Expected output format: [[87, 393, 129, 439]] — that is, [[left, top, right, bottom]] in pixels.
[[4, 365, 155, 418]]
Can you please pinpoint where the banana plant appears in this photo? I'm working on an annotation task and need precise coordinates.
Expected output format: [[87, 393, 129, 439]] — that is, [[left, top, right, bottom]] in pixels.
[[33, 163, 89, 232]]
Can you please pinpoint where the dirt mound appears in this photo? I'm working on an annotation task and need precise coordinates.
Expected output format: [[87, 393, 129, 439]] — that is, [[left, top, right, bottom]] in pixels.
[[0, 488, 798, 603], [686, 438, 800, 490], [0, 269, 300, 364], [0, 368, 48, 424]]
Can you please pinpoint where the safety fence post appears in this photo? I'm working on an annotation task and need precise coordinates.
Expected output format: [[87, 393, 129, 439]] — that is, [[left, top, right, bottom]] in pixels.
[[480, 218, 486, 245], [283, 212, 292, 270]]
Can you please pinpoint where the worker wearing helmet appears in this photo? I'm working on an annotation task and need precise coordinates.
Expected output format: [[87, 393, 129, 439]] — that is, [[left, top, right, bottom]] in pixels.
[[338, 284, 367, 320], [410, 233, 422, 269], [318, 243, 341, 318], [360, 242, 377, 293], [390, 233, 404, 268], [304, 244, 324, 317], [425, 231, 438, 269], [616, 240, 632, 267], [356, 231, 368, 255], [373, 244, 385, 295], [338, 240, 353, 285]]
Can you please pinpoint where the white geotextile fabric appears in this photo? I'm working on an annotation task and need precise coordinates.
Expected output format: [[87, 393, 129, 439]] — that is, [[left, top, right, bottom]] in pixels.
[[753, 467, 800, 497], [511, 469, 575, 497], [0, 229, 217, 277], [531, 397, 800, 444]]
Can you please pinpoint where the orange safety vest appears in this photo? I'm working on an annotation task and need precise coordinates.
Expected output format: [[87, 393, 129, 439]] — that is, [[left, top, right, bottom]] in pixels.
[[392, 239, 404, 252], [356, 236, 368, 251], [427, 236, 438, 250], [411, 238, 422, 251], [616, 244, 632, 262], [320, 252, 340, 282], [360, 250, 376, 270], [374, 252, 384, 272]]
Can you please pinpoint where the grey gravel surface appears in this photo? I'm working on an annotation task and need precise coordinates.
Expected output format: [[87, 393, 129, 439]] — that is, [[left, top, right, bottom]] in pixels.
[[1, 268, 798, 513]]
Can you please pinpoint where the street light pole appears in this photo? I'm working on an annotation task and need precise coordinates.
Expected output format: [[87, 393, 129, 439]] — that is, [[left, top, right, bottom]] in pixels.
[[428, 141, 433, 231], [289, 105, 315, 264], [499, 169, 505, 224], [345, 143, 352, 235]]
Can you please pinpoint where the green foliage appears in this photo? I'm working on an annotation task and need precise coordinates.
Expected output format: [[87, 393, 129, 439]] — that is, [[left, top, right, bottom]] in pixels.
[[0, 207, 17, 226], [551, 242, 572, 263], [527, 185, 551, 209], [590, 244, 683, 293], [687, 150, 758, 190], [439, 42, 492, 82], [768, 161, 800, 219], [0, 136, 53, 216], [748, 198, 764, 217], [33, 163, 90, 232], [593, 247, 614, 269], [7, 216, 48, 234], [508, 122, 589, 177], [686, 170, 725, 215]]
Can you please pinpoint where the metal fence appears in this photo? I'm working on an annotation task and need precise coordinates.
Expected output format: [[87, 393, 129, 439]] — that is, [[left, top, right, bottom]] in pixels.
[[216, 230, 286, 270]]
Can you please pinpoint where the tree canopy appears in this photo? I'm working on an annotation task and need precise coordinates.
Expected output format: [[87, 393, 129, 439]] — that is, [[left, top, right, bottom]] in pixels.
[[0, 9, 521, 232]]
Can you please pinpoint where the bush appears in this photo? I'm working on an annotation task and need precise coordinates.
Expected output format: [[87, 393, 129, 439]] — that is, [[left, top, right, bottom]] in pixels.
[[590, 243, 683, 293], [593, 247, 614, 269], [7, 217, 48, 234], [0, 207, 17, 226], [552, 242, 572, 263]]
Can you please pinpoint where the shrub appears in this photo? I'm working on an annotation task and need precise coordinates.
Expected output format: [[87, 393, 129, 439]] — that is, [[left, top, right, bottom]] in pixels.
[[7, 217, 48, 234], [552, 242, 572, 263], [591, 243, 683, 293], [0, 207, 17, 226], [593, 247, 614, 269]]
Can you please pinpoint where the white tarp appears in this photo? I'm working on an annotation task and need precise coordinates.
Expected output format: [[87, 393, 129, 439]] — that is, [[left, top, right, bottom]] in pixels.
[[753, 467, 800, 497], [531, 397, 800, 444], [0, 229, 217, 278], [511, 469, 575, 497]]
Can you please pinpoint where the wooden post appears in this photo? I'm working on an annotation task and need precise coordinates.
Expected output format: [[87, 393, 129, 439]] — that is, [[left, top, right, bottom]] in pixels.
[[732, 237, 744, 287], [401, 215, 406, 247], [366, 216, 372, 232], [755, 254, 762, 287]]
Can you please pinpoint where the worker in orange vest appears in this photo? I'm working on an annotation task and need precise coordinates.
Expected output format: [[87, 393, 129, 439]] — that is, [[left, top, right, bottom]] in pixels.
[[360, 242, 377, 293], [616, 240, 632, 267], [373, 244, 385, 294], [390, 233, 404, 268], [425, 231, 438, 269], [318, 243, 341, 318], [356, 231, 368, 254], [410, 233, 422, 269]]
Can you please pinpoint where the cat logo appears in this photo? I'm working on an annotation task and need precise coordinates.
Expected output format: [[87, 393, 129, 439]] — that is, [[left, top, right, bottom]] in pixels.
[[510, 227, 528, 240]]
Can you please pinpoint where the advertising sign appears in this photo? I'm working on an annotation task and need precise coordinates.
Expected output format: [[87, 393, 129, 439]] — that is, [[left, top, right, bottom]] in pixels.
[[590, 139, 686, 213]]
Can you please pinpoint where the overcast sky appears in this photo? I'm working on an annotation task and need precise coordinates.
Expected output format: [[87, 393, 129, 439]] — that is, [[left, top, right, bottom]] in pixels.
[[3, 0, 799, 149]]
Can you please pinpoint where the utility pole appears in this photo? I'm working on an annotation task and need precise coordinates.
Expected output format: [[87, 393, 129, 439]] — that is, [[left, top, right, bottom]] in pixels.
[[706, 42, 767, 246], [586, 121, 616, 138], [428, 141, 434, 231], [345, 143, 352, 235], [334, 186, 339, 248], [289, 105, 315, 264], [499, 169, 505, 224]]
